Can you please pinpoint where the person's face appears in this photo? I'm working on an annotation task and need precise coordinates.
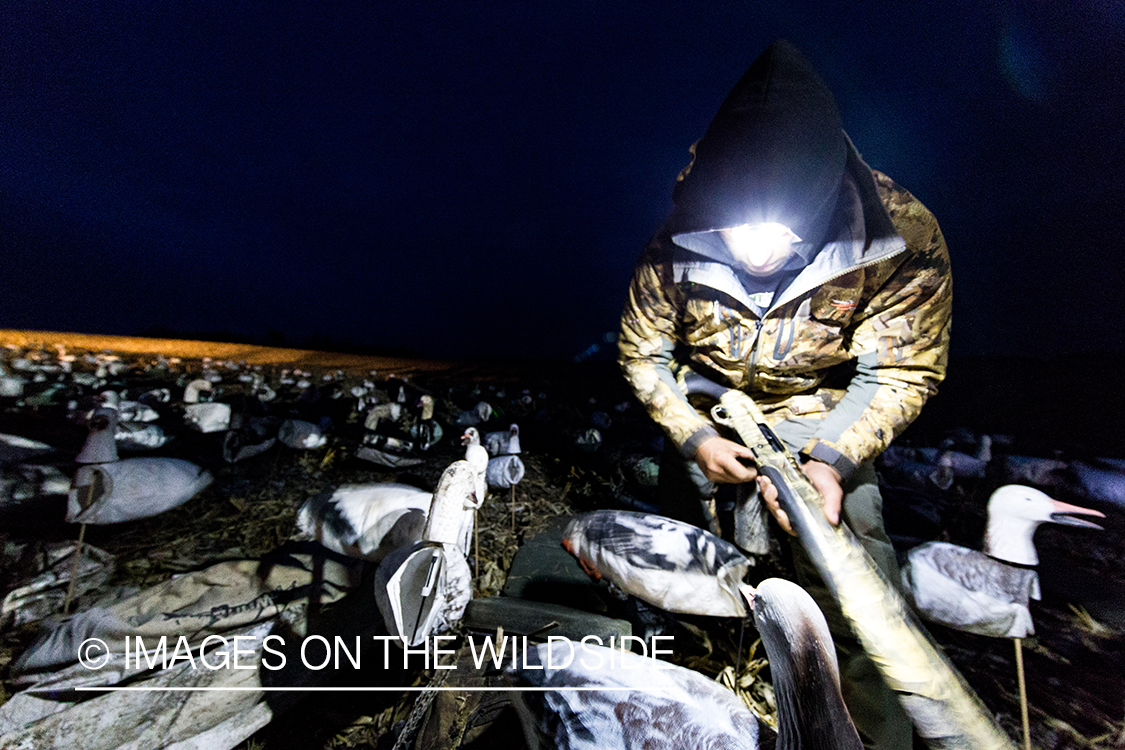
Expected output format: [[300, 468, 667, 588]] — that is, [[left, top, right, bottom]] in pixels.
[[719, 223, 801, 276]]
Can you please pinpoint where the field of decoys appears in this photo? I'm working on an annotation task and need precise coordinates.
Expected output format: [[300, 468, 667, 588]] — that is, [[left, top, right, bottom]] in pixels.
[[0, 332, 1123, 750]]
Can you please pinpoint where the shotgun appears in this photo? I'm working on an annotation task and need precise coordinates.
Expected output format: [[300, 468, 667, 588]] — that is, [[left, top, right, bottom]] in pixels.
[[677, 366, 1015, 750]]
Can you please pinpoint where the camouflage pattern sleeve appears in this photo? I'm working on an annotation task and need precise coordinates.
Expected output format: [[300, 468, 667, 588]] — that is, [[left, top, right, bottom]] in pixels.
[[618, 240, 719, 457], [801, 189, 952, 477]]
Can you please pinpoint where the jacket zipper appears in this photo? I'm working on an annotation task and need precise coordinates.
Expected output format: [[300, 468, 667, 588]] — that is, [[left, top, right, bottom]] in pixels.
[[742, 246, 907, 388]]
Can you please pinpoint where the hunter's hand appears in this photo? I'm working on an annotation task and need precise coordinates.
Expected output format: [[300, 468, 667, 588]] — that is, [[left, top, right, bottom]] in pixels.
[[694, 436, 758, 484], [757, 459, 843, 536]]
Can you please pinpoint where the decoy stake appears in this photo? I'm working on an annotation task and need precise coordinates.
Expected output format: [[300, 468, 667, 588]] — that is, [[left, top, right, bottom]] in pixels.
[[62, 521, 88, 614], [1015, 638, 1031, 750]]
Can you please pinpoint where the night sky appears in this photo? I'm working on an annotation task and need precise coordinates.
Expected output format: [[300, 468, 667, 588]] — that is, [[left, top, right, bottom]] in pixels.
[[2, 2, 1124, 361]]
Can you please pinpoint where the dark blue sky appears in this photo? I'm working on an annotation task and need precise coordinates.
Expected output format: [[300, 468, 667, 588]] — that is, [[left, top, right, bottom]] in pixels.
[[2, 2, 1123, 360]]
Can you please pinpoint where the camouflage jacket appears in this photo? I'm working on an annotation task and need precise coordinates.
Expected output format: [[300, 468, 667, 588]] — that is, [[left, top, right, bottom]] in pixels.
[[618, 154, 952, 481]]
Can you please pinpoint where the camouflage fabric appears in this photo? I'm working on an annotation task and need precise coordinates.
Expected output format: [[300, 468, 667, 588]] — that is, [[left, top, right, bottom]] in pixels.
[[619, 161, 951, 479]]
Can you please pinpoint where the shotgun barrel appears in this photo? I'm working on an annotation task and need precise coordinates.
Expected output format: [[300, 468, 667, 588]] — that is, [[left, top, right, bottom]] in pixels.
[[678, 367, 1015, 750]]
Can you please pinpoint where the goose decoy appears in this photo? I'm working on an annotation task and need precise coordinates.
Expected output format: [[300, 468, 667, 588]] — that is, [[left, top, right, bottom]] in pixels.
[[297, 483, 433, 562], [996, 455, 1069, 488], [76, 406, 119, 465], [98, 391, 159, 423], [561, 510, 752, 618], [483, 423, 525, 490], [114, 421, 171, 451], [364, 401, 404, 431], [513, 577, 862, 750], [1068, 457, 1125, 509], [484, 423, 521, 457], [408, 394, 443, 450], [454, 401, 492, 427], [68, 458, 213, 525], [374, 459, 483, 645], [69, 403, 212, 524], [184, 401, 232, 433], [460, 428, 490, 505], [901, 484, 1104, 750], [183, 378, 213, 404], [901, 484, 1105, 638], [222, 414, 280, 464], [0, 434, 56, 464], [278, 418, 329, 450], [1, 463, 71, 509]]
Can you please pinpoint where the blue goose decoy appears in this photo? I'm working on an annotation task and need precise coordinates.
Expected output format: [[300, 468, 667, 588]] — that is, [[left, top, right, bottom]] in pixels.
[[902, 484, 1104, 638], [297, 483, 433, 562], [901, 484, 1104, 750], [561, 510, 753, 618], [513, 577, 862, 750]]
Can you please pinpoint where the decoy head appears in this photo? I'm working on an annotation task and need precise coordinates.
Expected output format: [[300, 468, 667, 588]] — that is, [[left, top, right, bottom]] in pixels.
[[418, 394, 435, 420], [988, 485, 1104, 530], [460, 427, 481, 447], [750, 578, 863, 750]]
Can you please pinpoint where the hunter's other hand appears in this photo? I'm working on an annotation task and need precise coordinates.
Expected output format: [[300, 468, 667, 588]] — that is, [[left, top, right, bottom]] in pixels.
[[694, 436, 758, 484], [757, 459, 843, 536]]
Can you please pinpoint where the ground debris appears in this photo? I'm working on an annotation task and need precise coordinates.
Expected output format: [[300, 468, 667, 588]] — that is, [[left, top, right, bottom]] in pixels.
[[1, 337, 1123, 749]]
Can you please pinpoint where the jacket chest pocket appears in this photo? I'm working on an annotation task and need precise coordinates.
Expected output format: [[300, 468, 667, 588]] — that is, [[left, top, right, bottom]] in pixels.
[[809, 274, 863, 327], [681, 297, 758, 363]]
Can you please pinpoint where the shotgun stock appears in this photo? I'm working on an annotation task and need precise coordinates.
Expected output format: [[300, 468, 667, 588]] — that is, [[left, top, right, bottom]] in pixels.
[[677, 366, 1015, 750]]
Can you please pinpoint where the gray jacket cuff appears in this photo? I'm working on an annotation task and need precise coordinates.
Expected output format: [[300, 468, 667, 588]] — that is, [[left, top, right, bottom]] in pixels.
[[680, 425, 720, 459], [803, 441, 859, 483]]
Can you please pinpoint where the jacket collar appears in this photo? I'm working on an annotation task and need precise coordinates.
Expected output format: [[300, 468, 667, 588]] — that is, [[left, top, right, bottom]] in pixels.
[[670, 137, 905, 316]]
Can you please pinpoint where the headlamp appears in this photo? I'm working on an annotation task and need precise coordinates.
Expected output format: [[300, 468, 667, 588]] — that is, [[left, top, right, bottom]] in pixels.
[[719, 223, 802, 276]]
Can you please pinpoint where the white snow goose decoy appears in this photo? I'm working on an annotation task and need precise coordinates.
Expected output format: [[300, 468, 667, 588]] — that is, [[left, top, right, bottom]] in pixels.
[[70, 403, 212, 525], [373, 457, 484, 646], [459, 427, 490, 506], [513, 577, 862, 750]]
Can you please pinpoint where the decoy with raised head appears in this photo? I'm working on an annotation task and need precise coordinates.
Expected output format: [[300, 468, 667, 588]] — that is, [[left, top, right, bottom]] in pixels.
[[902, 484, 1105, 638]]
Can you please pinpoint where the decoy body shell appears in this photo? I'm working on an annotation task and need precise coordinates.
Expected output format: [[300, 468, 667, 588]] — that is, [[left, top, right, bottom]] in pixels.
[[902, 484, 1104, 638], [297, 483, 432, 562], [561, 510, 752, 618], [513, 577, 861, 750]]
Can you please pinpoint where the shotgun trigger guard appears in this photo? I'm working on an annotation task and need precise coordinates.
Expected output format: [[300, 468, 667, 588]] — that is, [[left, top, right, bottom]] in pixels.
[[710, 405, 732, 426]]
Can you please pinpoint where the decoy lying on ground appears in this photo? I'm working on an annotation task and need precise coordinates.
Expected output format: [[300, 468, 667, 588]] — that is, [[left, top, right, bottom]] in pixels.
[[561, 510, 752, 618], [297, 483, 433, 562], [69, 405, 213, 524], [0, 434, 56, 464], [513, 577, 862, 750], [68, 458, 214, 525], [184, 401, 232, 433], [278, 418, 328, 450]]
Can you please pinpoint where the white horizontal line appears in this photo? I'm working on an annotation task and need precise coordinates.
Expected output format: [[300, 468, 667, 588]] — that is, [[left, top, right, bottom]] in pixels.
[[70, 686, 671, 693]]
